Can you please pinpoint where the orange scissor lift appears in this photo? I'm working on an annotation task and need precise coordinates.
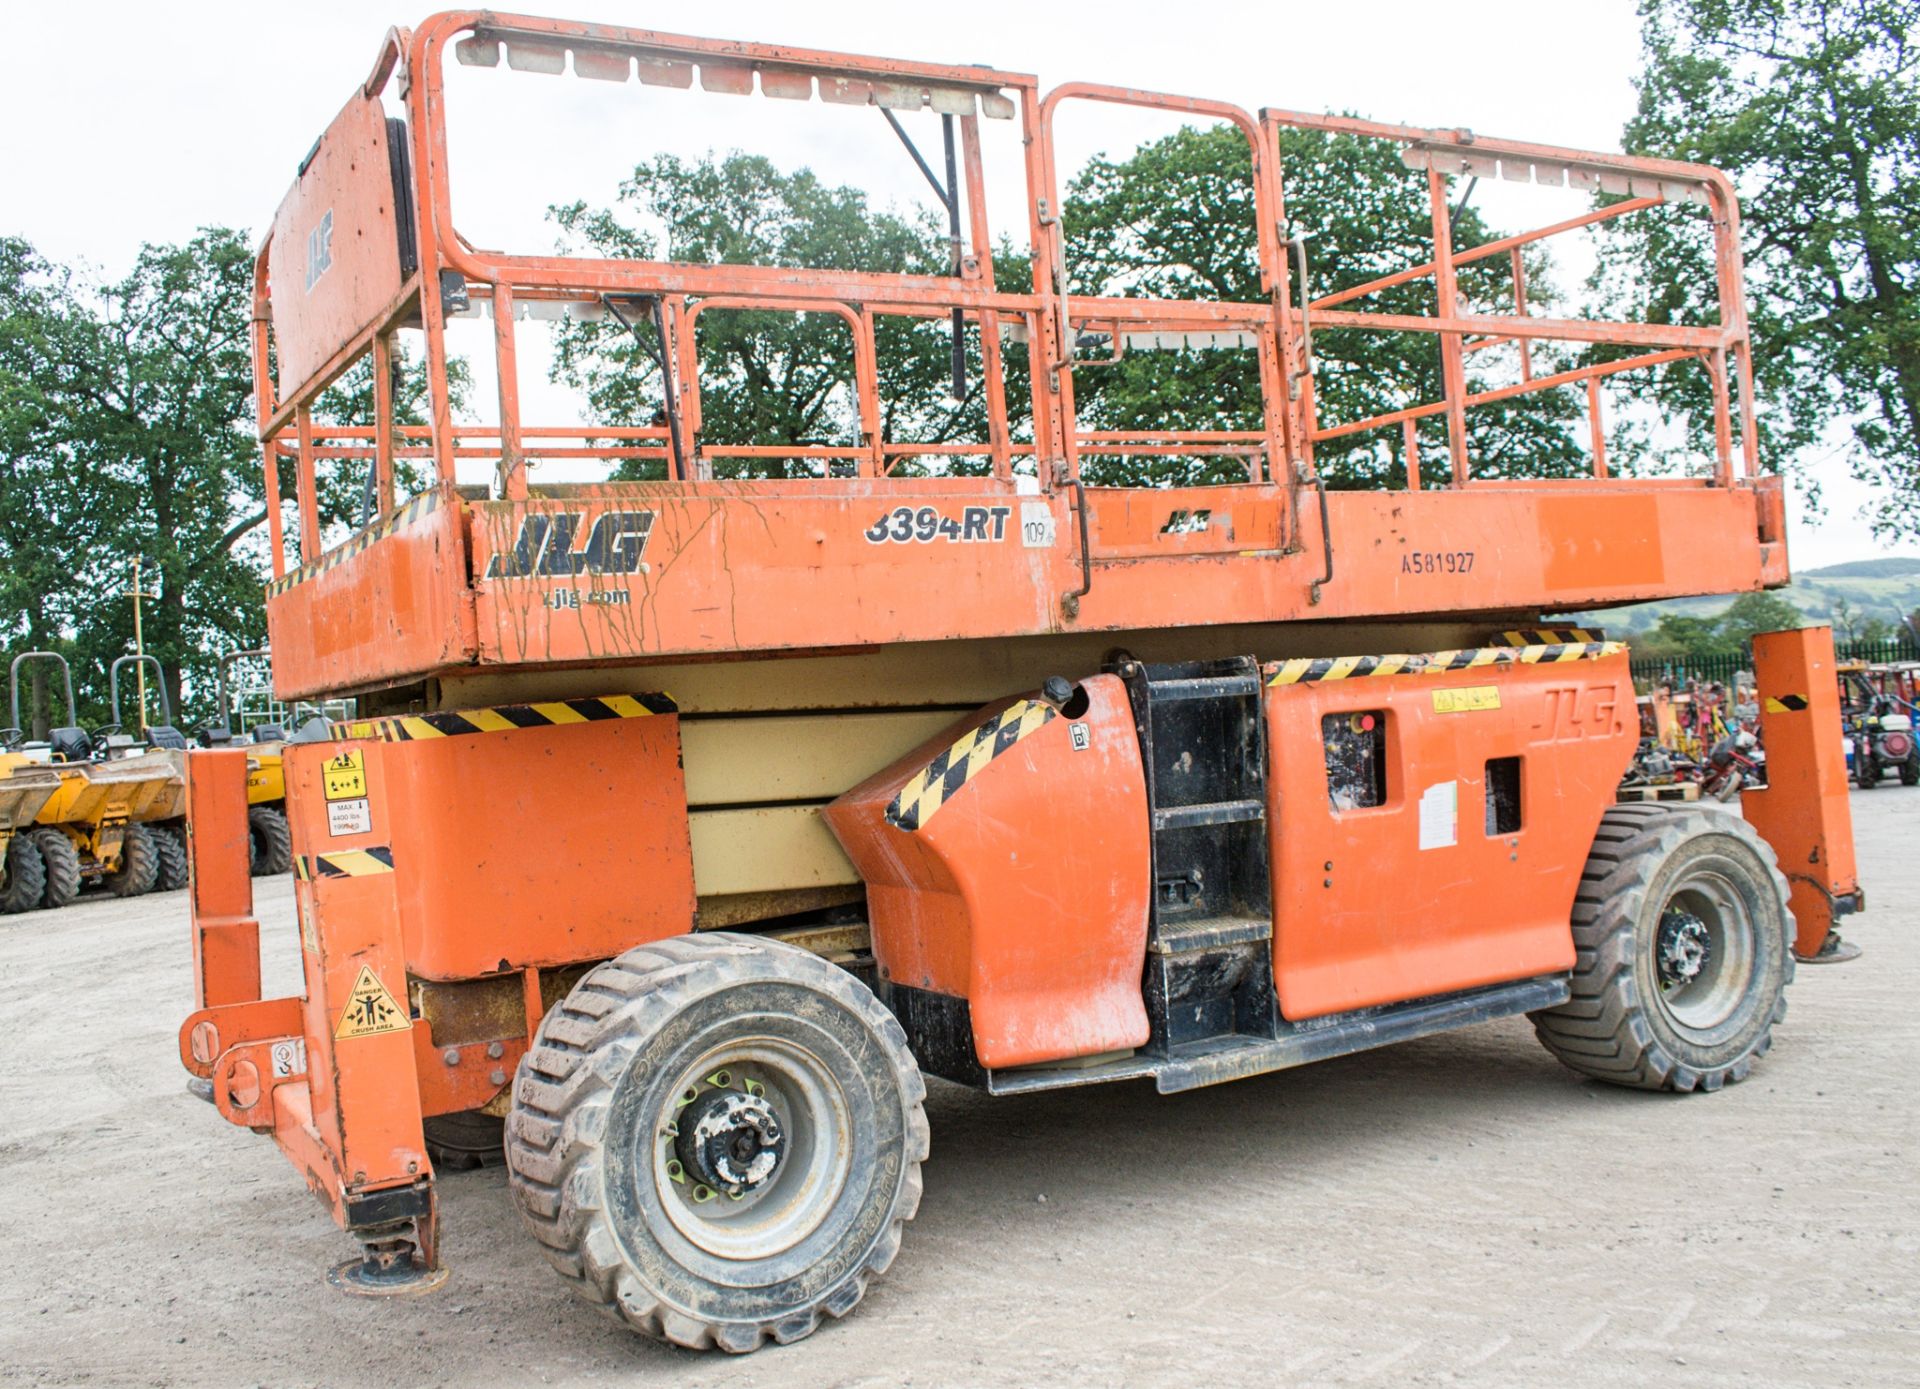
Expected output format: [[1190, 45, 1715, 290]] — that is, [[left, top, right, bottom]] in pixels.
[[181, 11, 1861, 1351]]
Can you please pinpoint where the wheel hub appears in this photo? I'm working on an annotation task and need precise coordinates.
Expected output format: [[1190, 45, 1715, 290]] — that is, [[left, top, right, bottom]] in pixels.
[[675, 1087, 784, 1197], [1657, 907, 1712, 988]]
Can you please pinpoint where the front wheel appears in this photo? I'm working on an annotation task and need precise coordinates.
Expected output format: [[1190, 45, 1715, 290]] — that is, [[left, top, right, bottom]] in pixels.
[[1857, 754, 1880, 789], [1532, 804, 1792, 1092], [506, 933, 928, 1353], [1901, 755, 1919, 787]]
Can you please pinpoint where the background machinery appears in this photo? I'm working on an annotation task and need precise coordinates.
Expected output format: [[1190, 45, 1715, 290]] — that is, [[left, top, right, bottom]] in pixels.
[[9, 652, 181, 905], [179, 11, 1862, 1352]]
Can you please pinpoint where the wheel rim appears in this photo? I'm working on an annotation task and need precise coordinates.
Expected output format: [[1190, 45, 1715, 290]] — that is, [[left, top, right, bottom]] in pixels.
[[650, 1036, 853, 1263], [1650, 865, 1756, 1034]]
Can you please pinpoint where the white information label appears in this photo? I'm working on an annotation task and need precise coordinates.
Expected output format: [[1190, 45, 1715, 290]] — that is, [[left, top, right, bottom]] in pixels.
[[326, 797, 372, 837], [1020, 501, 1056, 549], [1069, 721, 1091, 751], [270, 1038, 306, 1078], [1418, 780, 1458, 850]]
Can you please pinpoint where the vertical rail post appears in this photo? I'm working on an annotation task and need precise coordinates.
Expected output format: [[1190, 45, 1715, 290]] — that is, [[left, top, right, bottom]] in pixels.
[[1427, 168, 1470, 485], [295, 405, 322, 566], [960, 115, 1012, 479], [492, 283, 527, 500], [1508, 247, 1533, 381], [372, 332, 396, 512], [1402, 419, 1422, 490], [1587, 376, 1609, 479]]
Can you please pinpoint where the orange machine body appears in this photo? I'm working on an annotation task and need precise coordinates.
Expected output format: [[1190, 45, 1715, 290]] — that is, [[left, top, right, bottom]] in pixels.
[[1264, 650, 1634, 1019], [825, 676, 1152, 1069], [182, 10, 1860, 1273]]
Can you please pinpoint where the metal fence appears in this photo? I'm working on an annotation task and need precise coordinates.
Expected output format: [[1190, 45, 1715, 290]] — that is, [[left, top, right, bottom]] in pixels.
[[1629, 637, 1920, 687]]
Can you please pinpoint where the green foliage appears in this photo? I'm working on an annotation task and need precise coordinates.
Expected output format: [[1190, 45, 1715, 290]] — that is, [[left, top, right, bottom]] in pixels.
[[551, 153, 1009, 478], [1595, 0, 1920, 537], [1064, 124, 1587, 488], [0, 230, 262, 732], [1633, 587, 1804, 660], [552, 131, 1591, 488]]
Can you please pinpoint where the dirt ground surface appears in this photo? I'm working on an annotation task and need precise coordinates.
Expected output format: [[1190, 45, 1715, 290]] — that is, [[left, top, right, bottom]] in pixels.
[[1, 792, 1915, 1389]]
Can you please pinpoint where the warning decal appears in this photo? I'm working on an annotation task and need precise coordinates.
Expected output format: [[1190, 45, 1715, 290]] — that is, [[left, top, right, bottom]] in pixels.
[[322, 749, 367, 801], [335, 965, 410, 1040], [1764, 694, 1809, 713], [1433, 686, 1501, 714]]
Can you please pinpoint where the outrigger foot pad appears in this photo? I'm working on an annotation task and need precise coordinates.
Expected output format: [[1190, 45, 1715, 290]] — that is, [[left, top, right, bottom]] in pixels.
[[1795, 930, 1863, 965], [328, 1234, 449, 1298]]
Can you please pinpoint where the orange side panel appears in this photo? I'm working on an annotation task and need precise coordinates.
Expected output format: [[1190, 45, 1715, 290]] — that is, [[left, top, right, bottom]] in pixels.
[[1739, 625, 1860, 956], [265, 489, 474, 700], [268, 481, 1782, 700], [1266, 654, 1635, 1019], [301, 717, 695, 981], [267, 92, 406, 400], [825, 675, 1151, 1069]]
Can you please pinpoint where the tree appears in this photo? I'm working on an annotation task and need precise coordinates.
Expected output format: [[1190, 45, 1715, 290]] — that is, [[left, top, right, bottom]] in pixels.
[[0, 230, 455, 731], [1600, 0, 1920, 538], [552, 132, 1592, 490], [551, 153, 1002, 479], [1719, 589, 1804, 644], [1062, 124, 1588, 488]]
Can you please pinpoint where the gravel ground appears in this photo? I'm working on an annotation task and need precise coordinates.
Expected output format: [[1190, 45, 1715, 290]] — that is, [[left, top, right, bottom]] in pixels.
[[1, 791, 1914, 1388]]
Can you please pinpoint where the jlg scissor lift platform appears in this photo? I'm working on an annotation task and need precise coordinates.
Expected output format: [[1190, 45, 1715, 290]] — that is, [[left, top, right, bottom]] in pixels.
[[181, 11, 1861, 1352]]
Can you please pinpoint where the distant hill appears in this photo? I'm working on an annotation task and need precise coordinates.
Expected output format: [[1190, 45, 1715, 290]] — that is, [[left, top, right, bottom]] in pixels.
[[1569, 555, 1920, 636], [1798, 557, 1920, 581]]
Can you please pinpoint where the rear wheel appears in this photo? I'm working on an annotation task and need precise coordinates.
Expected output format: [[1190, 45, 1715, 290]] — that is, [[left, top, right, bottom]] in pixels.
[[152, 824, 190, 892], [0, 834, 46, 914], [1857, 753, 1879, 789], [506, 933, 928, 1353], [1532, 804, 1792, 1092], [30, 829, 80, 908], [105, 823, 159, 898], [1902, 755, 1919, 787], [424, 1111, 505, 1171], [247, 806, 292, 876]]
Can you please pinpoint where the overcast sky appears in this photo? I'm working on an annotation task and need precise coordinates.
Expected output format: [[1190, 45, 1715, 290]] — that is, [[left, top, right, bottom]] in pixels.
[[2, 0, 1901, 571]]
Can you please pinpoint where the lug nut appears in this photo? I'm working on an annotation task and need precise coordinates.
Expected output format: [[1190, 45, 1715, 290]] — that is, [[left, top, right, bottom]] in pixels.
[[486, 1042, 504, 1060], [442, 1049, 460, 1066]]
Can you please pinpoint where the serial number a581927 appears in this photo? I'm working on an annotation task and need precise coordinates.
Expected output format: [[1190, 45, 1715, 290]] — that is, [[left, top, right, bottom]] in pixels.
[[1402, 550, 1476, 575]]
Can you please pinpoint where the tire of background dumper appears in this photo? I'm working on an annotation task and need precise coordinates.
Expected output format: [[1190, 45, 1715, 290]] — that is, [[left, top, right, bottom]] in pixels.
[[0, 834, 46, 915], [30, 828, 80, 909], [247, 806, 292, 877], [153, 824, 190, 892], [1857, 751, 1880, 789], [1530, 803, 1793, 1093], [105, 823, 160, 898], [424, 1111, 506, 1171], [1902, 754, 1919, 787], [504, 932, 928, 1354]]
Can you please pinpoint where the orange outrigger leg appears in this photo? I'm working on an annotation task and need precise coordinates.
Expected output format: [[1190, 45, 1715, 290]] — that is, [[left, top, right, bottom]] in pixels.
[[1740, 626, 1863, 963]]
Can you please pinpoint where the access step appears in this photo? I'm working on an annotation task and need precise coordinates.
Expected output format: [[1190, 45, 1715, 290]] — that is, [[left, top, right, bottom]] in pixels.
[[1151, 798, 1266, 831], [1148, 914, 1271, 956]]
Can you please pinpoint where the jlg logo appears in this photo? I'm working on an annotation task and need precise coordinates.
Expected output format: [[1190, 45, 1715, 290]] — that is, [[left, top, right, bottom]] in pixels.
[[484, 511, 655, 579]]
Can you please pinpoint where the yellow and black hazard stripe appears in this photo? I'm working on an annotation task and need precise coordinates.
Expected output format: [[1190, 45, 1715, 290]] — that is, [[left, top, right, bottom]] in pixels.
[[332, 692, 676, 743], [295, 846, 395, 880], [265, 490, 443, 599], [885, 699, 1056, 832], [1495, 627, 1606, 647], [1764, 693, 1810, 713], [1267, 641, 1625, 686]]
